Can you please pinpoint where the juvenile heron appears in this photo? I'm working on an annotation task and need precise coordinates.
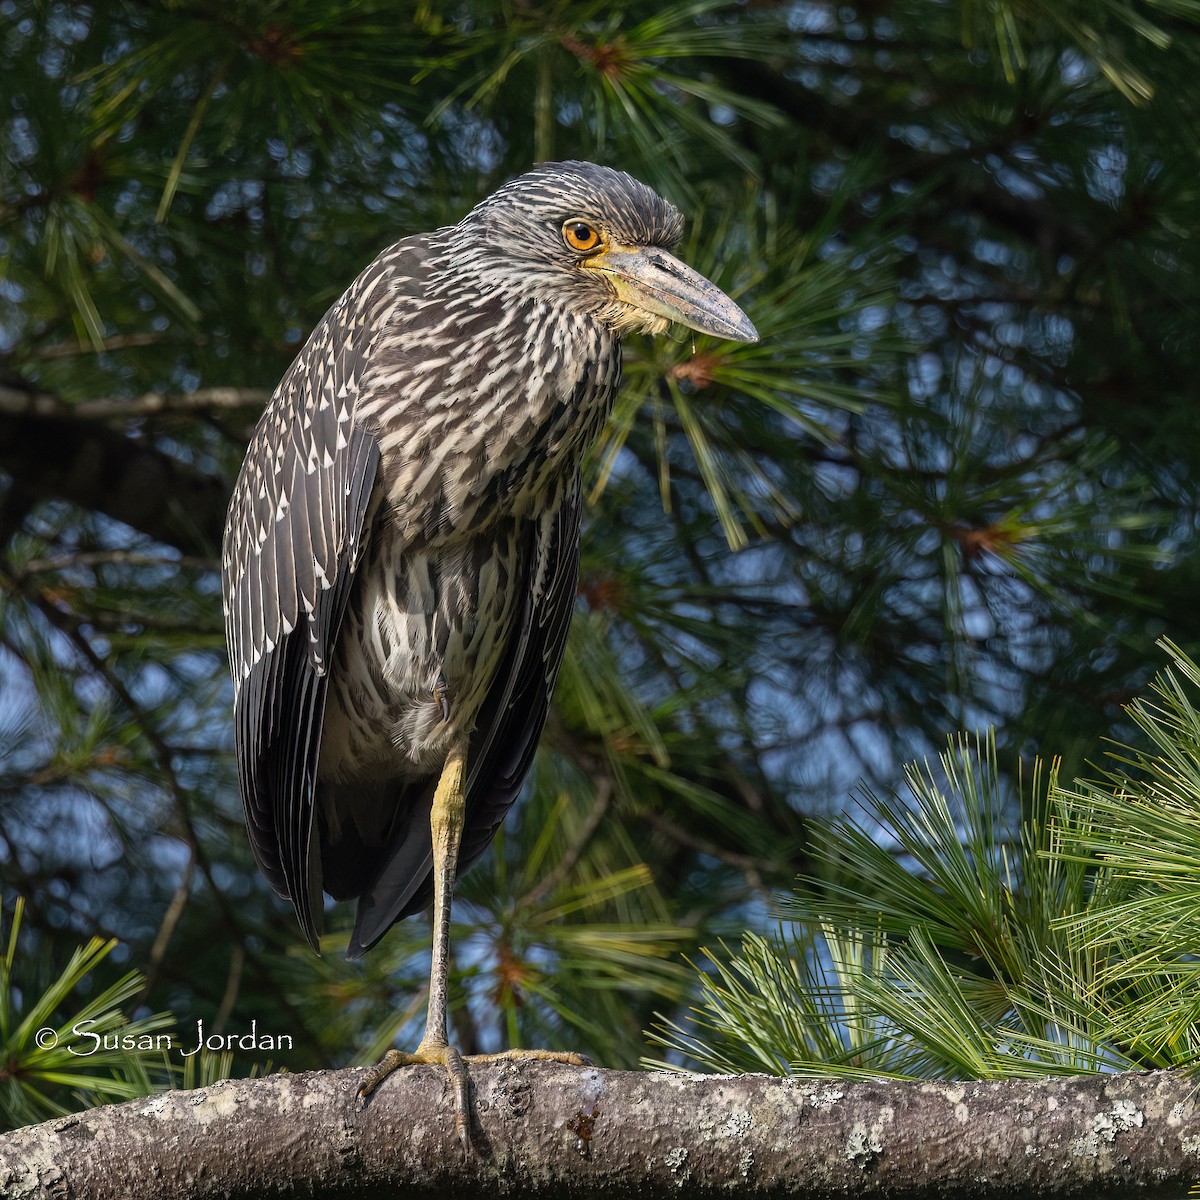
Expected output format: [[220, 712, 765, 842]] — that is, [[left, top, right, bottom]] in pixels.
[[221, 161, 756, 1140]]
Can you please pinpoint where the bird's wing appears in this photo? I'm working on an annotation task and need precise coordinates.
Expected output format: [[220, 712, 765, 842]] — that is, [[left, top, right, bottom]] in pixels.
[[459, 482, 583, 870], [222, 253, 400, 948], [347, 480, 583, 952]]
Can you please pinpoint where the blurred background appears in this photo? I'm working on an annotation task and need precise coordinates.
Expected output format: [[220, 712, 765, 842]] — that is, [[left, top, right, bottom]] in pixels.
[[2, 0, 1199, 1114]]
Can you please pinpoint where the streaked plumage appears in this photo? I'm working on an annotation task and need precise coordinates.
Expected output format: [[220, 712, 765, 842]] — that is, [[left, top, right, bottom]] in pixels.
[[221, 161, 756, 1133]]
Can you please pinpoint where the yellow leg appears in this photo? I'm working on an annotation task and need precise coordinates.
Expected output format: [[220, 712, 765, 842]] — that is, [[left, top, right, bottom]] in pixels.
[[417, 736, 466, 1055], [357, 738, 592, 1151], [358, 739, 471, 1142]]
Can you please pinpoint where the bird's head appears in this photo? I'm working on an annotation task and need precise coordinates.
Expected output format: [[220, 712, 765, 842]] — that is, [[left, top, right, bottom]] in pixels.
[[461, 160, 758, 343]]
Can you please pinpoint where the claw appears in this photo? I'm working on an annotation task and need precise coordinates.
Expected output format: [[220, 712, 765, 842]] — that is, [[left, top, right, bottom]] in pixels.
[[357, 1042, 472, 1152], [432, 670, 451, 723], [356, 1044, 593, 1153]]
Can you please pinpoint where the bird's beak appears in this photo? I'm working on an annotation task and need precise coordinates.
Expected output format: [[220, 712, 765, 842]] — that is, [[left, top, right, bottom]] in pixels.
[[587, 244, 759, 343]]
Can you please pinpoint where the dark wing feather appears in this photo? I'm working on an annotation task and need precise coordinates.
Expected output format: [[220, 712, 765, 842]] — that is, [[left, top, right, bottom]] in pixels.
[[346, 480, 583, 954], [457, 483, 583, 871], [222, 258, 394, 948]]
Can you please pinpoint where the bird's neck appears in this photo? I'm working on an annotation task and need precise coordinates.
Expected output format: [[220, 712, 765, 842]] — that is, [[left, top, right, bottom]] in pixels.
[[366, 282, 620, 539]]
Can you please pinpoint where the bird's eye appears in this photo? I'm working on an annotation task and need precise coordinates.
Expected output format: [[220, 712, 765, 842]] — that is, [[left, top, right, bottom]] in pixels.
[[562, 220, 601, 253]]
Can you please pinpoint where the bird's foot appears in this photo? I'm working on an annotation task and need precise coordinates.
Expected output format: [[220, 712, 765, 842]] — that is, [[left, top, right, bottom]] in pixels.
[[358, 1039, 472, 1150], [356, 1042, 594, 1152]]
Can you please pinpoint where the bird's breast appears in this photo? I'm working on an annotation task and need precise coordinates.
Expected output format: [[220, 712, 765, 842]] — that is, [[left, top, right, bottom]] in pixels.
[[318, 522, 527, 784]]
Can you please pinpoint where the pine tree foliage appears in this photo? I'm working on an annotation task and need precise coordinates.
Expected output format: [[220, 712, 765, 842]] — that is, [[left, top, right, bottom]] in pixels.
[[0, 900, 174, 1127], [1054, 639, 1200, 1064], [649, 643, 1200, 1080], [2, 0, 1200, 1120]]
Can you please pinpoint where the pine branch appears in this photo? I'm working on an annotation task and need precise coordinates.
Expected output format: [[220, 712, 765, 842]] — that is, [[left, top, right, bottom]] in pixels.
[[1, 1063, 1196, 1198], [0, 385, 270, 420], [0, 390, 235, 556]]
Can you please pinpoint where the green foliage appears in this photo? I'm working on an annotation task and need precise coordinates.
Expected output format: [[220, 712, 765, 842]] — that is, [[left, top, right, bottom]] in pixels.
[[1054, 640, 1200, 1064], [0, 900, 174, 1129], [650, 643, 1200, 1079], [3, 0, 1200, 1126]]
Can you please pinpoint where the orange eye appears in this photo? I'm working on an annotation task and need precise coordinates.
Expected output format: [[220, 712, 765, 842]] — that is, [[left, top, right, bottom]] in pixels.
[[562, 220, 601, 253]]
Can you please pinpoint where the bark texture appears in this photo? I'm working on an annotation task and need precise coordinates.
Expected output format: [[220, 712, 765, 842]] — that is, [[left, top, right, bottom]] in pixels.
[[1, 1063, 1198, 1199]]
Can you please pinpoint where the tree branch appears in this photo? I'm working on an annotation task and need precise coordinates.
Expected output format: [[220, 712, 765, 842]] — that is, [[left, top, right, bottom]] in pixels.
[[1, 1063, 1198, 1198], [0, 391, 234, 556], [0, 384, 269, 420]]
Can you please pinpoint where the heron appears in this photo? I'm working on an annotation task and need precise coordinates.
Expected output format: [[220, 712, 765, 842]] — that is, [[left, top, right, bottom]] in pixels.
[[221, 160, 757, 1144]]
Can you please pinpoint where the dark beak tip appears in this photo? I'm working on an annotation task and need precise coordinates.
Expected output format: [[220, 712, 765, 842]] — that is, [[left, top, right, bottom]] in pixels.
[[724, 312, 758, 344], [696, 314, 757, 344]]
